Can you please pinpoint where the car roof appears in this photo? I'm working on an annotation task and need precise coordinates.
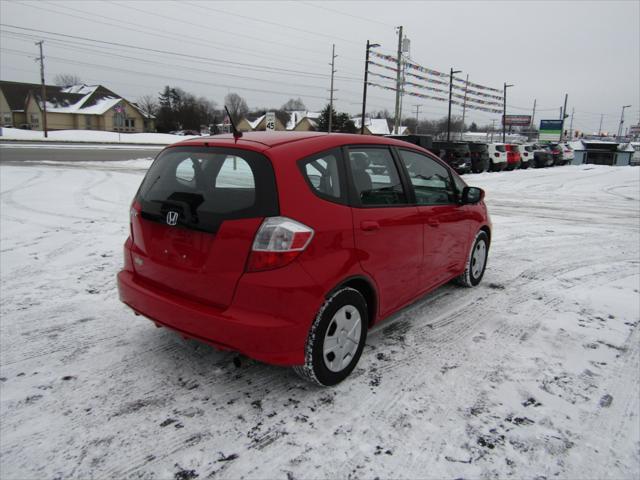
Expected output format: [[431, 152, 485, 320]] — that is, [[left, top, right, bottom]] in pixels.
[[171, 131, 432, 157]]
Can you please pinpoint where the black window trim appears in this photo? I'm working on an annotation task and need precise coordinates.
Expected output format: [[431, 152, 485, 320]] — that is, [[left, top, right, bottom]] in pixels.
[[342, 144, 413, 209], [297, 147, 349, 206], [393, 146, 465, 206]]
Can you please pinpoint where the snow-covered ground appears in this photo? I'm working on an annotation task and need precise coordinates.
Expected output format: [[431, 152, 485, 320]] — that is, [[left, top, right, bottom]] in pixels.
[[1, 161, 639, 480], [0, 127, 198, 144]]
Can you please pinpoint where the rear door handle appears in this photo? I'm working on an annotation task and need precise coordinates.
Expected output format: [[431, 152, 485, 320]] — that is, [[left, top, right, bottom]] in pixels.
[[360, 220, 380, 232]]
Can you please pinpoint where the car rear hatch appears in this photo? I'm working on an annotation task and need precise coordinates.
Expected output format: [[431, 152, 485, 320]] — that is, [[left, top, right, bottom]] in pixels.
[[129, 145, 278, 308]]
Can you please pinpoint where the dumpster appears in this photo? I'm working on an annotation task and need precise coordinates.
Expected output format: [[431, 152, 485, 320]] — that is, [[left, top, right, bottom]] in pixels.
[[615, 143, 634, 166], [581, 141, 619, 166]]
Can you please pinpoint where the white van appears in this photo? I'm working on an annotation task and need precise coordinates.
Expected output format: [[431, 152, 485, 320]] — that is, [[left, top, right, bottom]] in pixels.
[[487, 143, 508, 171]]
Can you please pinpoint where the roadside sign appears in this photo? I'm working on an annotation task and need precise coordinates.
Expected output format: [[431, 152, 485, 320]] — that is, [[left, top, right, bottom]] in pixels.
[[539, 119, 564, 142], [502, 115, 531, 126], [265, 112, 276, 132]]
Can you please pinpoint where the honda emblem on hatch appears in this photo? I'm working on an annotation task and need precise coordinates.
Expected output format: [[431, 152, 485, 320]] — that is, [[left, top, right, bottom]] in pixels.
[[166, 211, 179, 226]]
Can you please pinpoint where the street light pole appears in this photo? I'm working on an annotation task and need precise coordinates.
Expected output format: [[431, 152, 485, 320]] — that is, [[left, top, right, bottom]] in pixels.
[[360, 40, 380, 135], [502, 82, 514, 143], [446, 67, 461, 141], [618, 105, 631, 138]]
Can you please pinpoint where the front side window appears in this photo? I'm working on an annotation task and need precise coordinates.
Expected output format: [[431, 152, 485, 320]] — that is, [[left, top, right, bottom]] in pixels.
[[398, 149, 456, 205], [137, 147, 277, 233], [347, 147, 407, 206], [299, 150, 341, 200]]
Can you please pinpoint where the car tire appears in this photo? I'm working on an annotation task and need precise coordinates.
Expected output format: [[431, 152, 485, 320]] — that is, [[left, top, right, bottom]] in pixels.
[[456, 231, 489, 288], [293, 287, 368, 387]]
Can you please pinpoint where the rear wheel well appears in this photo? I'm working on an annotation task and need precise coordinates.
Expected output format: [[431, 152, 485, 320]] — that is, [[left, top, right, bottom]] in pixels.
[[339, 277, 377, 328], [480, 225, 491, 246]]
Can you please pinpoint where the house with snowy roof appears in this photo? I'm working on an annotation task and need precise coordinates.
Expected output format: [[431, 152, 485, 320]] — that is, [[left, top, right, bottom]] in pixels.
[[0, 80, 154, 132], [237, 111, 321, 132], [352, 117, 410, 136]]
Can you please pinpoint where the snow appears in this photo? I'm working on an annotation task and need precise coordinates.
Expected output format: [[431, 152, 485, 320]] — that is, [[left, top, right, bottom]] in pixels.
[[285, 111, 321, 130], [1, 159, 639, 479], [0, 127, 198, 144], [247, 115, 265, 130], [75, 97, 123, 115]]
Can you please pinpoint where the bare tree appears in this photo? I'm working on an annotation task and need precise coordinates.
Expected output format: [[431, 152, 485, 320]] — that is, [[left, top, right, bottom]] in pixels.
[[224, 93, 249, 123], [281, 97, 306, 111], [54, 73, 83, 87], [136, 94, 159, 117]]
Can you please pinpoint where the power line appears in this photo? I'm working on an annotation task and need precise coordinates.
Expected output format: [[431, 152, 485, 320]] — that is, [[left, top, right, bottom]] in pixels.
[[1, 34, 346, 89], [13, 0, 341, 74], [1, 48, 331, 100], [179, 0, 361, 46], [299, 1, 394, 28], [0, 25, 361, 81]]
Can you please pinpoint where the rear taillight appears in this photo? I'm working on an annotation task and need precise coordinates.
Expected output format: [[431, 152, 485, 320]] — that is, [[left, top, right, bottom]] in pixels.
[[494, 153, 499, 158], [129, 200, 141, 239], [246, 216, 314, 272]]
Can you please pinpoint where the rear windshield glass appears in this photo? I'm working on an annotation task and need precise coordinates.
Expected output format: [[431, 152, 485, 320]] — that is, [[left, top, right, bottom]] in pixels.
[[137, 146, 278, 233], [495, 145, 506, 152]]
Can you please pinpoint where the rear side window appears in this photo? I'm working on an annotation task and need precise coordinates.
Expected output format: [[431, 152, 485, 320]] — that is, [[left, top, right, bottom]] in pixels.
[[137, 146, 277, 233], [398, 149, 456, 205], [347, 147, 407, 206], [299, 150, 342, 200]]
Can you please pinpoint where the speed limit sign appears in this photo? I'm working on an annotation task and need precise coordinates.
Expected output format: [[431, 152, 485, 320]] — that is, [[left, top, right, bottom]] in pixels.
[[265, 112, 276, 132]]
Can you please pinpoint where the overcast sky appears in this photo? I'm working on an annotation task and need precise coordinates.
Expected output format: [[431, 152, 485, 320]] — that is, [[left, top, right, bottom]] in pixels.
[[1, 0, 638, 133]]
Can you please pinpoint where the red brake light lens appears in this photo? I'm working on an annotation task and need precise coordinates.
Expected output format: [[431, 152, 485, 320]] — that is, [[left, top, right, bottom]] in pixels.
[[246, 217, 314, 272], [494, 152, 499, 157]]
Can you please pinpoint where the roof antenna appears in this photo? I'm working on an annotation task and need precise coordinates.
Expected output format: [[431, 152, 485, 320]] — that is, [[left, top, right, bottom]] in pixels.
[[224, 105, 242, 140]]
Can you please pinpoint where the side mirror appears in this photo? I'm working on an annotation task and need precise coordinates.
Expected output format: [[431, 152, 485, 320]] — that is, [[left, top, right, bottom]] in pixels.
[[461, 186, 484, 204]]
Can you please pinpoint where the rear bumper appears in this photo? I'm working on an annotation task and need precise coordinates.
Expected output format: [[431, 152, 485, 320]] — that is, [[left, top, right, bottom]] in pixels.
[[117, 265, 320, 366]]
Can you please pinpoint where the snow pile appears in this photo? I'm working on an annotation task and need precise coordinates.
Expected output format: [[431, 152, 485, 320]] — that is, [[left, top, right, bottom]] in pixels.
[[0, 162, 638, 479], [0, 127, 198, 144]]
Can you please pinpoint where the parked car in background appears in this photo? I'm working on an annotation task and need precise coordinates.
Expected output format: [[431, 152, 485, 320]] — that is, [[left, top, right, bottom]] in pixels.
[[385, 134, 433, 151], [559, 143, 575, 164], [505, 144, 522, 170], [630, 142, 640, 166], [117, 132, 492, 386], [486, 143, 508, 171], [467, 143, 491, 173], [519, 144, 535, 169], [544, 143, 566, 166], [429, 141, 472, 174], [532, 144, 555, 168]]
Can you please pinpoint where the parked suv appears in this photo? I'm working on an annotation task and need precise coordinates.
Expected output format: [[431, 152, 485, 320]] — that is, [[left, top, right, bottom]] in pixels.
[[467, 143, 490, 173], [519, 144, 535, 169], [487, 143, 508, 171], [544, 143, 565, 166], [429, 141, 472, 174], [117, 132, 491, 386], [532, 144, 555, 168], [505, 144, 522, 170]]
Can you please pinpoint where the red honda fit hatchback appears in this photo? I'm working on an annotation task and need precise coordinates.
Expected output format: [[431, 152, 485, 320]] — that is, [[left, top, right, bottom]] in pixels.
[[118, 132, 491, 386]]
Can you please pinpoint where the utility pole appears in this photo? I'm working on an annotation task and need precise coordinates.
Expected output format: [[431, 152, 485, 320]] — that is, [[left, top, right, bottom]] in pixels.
[[328, 44, 336, 133], [490, 119, 496, 142], [393, 26, 403, 134], [35, 40, 48, 138], [360, 40, 379, 135], [530, 98, 537, 139], [446, 67, 461, 141], [503, 82, 514, 143], [569, 107, 575, 140], [618, 105, 631, 138], [598, 114, 604, 136], [460, 73, 469, 140], [561, 93, 568, 140], [412, 105, 422, 134]]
